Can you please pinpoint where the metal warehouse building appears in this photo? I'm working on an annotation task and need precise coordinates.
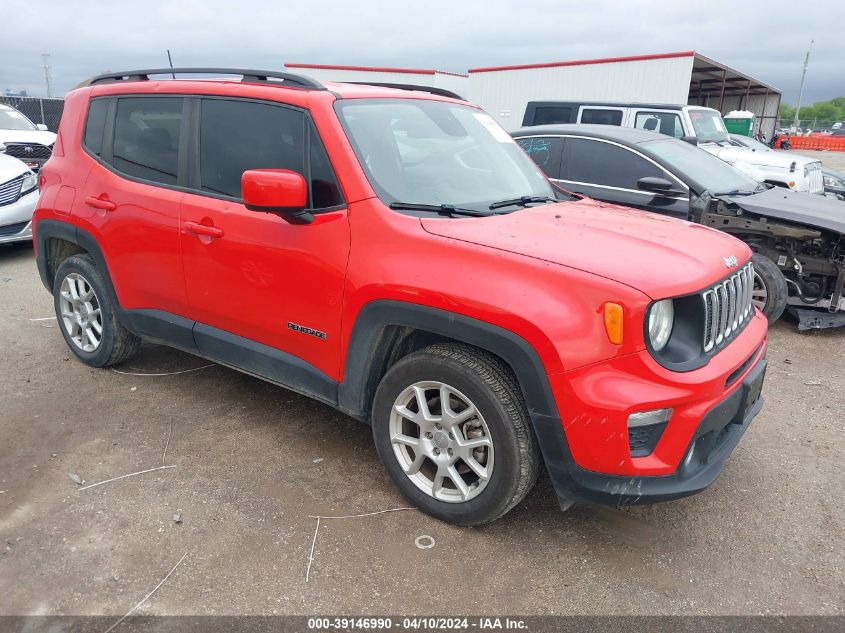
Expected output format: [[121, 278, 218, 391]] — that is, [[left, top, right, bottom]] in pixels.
[[468, 51, 781, 136], [285, 52, 780, 138]]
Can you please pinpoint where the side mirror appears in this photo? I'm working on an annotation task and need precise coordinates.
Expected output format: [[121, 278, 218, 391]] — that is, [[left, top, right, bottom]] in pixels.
[[681, 135, 698, 146], [637, 176, 681, 196], [242, 169, 312, 224], [36, 124, 49, 131]]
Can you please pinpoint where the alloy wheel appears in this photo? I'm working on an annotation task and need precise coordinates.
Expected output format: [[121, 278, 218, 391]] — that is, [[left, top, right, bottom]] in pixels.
[[59, 272, 103, 353], [388, 381, 494, 503], [751, 271, 768, 311]]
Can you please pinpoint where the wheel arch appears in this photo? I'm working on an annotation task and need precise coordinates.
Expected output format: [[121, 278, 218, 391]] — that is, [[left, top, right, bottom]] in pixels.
[[36, 220, 117, 300], [337, 300, 559, 425]]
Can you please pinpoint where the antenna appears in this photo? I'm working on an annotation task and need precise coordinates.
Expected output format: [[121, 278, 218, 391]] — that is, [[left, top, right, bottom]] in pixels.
[[166, 50, 175, 79], [793, 40, 814, 131], [41, 53, 53, 98]]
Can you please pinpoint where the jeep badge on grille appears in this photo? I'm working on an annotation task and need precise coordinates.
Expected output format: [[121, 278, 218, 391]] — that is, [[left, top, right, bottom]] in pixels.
[[722, 255, 738, 268]]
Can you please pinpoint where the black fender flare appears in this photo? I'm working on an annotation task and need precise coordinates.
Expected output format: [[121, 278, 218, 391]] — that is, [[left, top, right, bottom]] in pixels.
[[338, 300, 559, 421], [35, 220, 115, 298]]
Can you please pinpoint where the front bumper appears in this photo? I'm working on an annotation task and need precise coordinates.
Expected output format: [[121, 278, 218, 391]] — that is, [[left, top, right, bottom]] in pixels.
[[533, 311, 768, 508], [0, 189, 37, 245], [548, 356, 766, 506]]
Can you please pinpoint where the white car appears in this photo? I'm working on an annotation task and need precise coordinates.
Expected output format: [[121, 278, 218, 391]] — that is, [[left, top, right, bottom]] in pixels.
[[0, 153, 39, 245], [0, 103, 56, 171]]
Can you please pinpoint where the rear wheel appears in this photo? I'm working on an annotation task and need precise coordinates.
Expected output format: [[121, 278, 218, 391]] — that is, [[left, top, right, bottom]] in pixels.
[[751, 253, 788, 323], [372, 343, 540, 526], [53, 254, 141, 367]]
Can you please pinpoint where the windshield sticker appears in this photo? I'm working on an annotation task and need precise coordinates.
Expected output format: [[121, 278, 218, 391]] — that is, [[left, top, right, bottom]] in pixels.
[[472, 112, 515, 144]]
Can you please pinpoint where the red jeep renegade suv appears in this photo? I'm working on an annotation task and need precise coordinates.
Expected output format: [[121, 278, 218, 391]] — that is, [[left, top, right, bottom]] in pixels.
[[33, 68, 767, 525]]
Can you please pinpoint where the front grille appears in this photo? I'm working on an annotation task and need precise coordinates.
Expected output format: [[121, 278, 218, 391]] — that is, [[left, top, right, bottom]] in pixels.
[[702, 262, 754, 353], [807, 162, 824, 194], [0, 221, 28, 237], [4, 143, 52, 160], [0, 175, 23, 207]]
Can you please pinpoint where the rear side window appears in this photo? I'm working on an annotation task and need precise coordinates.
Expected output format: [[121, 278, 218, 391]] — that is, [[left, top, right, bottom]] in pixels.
[[112, 97, 184, 185], [580, 109, 624, 126], [634, 112, 684, 138], [515, 136, 564, 178], [83, 99, 110, 156], [199, 99, 305, 199], [563, 138, 663, 189], [530, 106, 573, 125]]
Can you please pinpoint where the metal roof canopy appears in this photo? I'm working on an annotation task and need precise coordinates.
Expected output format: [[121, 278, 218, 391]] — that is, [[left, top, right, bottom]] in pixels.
[[688, 53, 780, 108]]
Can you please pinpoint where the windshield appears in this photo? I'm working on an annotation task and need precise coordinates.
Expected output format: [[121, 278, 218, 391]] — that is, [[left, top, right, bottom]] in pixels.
[[642, 138, 759, 194], [335, 99, 554, 211], [689, 109, 729, 143], [0, 106, 37, 131]]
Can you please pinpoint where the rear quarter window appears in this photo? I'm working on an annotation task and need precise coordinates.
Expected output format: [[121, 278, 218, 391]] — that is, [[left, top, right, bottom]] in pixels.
[[83, 99, 111, 156]]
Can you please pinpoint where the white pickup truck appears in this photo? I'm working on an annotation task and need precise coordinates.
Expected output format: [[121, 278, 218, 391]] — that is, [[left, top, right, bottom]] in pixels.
[[521, 101, 825, 194]]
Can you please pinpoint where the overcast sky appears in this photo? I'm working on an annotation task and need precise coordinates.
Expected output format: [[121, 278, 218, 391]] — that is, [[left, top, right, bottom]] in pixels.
[[3, 0, 841, 106]]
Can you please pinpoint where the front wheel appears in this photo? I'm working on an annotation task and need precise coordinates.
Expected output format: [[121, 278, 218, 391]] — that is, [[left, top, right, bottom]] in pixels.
[[372, 343, 540, 526], [751, 253, 789, 323]]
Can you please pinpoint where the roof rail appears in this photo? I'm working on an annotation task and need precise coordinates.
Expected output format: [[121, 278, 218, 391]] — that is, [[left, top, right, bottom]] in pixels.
[[82, 68, 326, 91], [347, 82, 464, 100]]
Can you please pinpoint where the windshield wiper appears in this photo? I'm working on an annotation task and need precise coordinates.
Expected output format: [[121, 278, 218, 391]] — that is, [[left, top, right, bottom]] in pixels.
[[389, 202, 492, 217], [713, 189, 757, 197], [488, 195, 555, 210]]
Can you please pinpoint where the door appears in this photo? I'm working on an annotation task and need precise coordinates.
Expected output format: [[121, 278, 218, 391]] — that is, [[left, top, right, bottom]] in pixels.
[[179, 97, 349, 381], [557, 137, 690, 220], [77, 95, 190, 314]]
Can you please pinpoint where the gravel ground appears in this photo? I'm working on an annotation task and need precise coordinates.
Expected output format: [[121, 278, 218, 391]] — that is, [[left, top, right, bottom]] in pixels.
[[0, 243, 843, 617], [793, 149, 845, 172]]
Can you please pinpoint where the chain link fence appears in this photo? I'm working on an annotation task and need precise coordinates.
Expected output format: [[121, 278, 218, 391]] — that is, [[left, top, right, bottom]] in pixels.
[[776, 118, 843, 134], [0, 96, 64, 132]]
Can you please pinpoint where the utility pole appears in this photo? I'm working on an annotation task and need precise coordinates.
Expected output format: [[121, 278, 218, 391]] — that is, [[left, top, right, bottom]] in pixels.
[[793, 40, 813, 131], [41, 53, 52, 98]]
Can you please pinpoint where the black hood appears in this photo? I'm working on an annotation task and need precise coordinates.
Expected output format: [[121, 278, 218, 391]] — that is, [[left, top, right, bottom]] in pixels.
[[725, 187, 845, 235]]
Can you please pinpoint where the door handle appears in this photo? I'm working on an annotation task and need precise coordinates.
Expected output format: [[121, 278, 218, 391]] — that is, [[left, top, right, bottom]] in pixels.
[[84, 196, 117, 211], [184, 221, 224, 238]]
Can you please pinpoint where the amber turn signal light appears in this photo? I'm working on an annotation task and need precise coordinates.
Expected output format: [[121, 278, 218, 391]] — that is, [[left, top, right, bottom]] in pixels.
[[603, 303, 624, 345]]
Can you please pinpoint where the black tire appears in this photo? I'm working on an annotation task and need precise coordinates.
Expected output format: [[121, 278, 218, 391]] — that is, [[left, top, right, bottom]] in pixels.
[[751, 253, 789, 323], [53, 254, 141, 367], [372, 343, 540, 526]]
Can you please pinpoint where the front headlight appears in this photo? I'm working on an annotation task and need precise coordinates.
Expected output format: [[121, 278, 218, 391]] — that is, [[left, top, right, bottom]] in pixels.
[[824, 175, 843, 188], [647, 299, 674, 352], [20, 171, 38, 196], [0, 143, 5, 153]]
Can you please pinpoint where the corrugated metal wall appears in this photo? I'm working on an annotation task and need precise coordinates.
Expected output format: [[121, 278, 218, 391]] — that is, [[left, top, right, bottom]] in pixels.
[[468, 56, 696, 130], [693, 92, 781, 139]]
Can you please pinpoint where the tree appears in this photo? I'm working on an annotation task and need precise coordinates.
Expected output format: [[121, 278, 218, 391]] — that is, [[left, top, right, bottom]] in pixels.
[[779, 97, 845, 125]]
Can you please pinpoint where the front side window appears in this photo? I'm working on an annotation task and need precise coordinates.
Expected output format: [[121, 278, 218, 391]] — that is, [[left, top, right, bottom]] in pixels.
[[564, 138, 664, 189], [688, 109, 729, 143], [113, 97, 183, 185], [580, 108, 623, 126], [199, 99, 305, 199], [0, 105, 37, 131], [634, 112, 684, 138], [515, 136, 564, 179], [336, 99, 553, 210]]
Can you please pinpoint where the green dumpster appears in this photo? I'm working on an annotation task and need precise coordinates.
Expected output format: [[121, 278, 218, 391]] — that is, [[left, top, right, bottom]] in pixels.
[[723, 111, 755, 137]]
